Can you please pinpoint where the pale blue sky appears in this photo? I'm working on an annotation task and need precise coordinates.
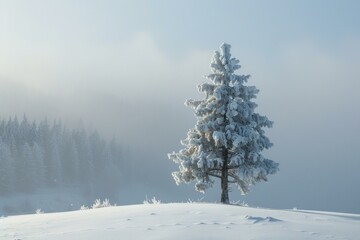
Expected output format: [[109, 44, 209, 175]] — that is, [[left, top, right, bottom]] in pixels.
[[2, 1, 359, 52], [0, 0, 359, 213]]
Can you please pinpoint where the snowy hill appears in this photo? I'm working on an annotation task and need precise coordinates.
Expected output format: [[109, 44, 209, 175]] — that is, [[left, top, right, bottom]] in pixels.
[[1, 203, 359, 240]]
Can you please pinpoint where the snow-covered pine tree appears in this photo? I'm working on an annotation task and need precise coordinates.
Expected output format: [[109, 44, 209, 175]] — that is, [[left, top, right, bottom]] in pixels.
[[169, 43, 279, 203]]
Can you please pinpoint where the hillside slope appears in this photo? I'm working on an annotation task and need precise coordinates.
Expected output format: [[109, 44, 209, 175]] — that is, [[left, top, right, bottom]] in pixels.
[[1, 203, 359, 240]]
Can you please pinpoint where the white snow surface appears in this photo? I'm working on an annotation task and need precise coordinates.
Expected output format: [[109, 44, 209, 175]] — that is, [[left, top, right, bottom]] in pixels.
[[1, 203, 359, 240]]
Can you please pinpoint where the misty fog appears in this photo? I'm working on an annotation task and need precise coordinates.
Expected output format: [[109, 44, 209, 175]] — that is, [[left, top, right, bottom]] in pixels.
[[1, 1, 360, 214]]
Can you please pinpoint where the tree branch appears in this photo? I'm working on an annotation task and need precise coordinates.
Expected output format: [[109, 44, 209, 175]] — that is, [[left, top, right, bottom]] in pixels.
[[207, 172, 221, 179], [208, 165, 240, 172], [227, 165, 241, 169], [228, 172, 240, 182], [208, 168, 222, 171], [228, 180, 237, 183]]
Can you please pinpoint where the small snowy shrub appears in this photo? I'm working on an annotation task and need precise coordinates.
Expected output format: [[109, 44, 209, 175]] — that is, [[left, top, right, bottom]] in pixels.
[[91, 198, 115, 208], [80, 198, 116, 210], [91, 199, 102, 209], [100, 198, 111, 207], [35, 208, 44, 214], [143, 196, 161, 204], [80, 205, 89, 210], [79, 198, 114, 210]]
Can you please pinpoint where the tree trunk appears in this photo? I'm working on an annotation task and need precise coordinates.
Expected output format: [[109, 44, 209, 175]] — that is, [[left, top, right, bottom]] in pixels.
[[221, 148, 229, 204]]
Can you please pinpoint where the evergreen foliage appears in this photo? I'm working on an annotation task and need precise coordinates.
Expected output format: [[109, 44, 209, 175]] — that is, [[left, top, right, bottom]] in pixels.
[[169, 43, 279, 203], [0, 115, 127, 195]]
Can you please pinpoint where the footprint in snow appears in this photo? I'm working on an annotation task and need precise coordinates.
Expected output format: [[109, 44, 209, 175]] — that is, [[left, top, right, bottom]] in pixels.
[[195, 222, 206, 225], [245, 215, 282, 224]]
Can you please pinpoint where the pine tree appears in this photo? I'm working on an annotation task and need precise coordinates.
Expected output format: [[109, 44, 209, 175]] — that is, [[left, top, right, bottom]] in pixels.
[[75, 130, 94, 190], [60, 132, 79, 185], [169, 43, 279, 203], [48, 134, 62, 186], [19, 114, 30, 145], [32, 142, 46, 188], [21, 143, 37, 191], [0, 138, 14, 194]]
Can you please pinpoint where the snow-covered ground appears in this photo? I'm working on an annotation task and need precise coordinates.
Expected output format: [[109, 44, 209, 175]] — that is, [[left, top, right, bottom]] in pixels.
[[1, 203, 359, 240]]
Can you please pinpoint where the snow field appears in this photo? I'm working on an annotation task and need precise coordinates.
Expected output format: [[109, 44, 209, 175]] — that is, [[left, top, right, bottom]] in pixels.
[[1, 203, 359, 240]]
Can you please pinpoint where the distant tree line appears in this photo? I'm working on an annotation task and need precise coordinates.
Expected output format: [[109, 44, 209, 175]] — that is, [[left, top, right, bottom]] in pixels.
[[0, 115, 128, 195]]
